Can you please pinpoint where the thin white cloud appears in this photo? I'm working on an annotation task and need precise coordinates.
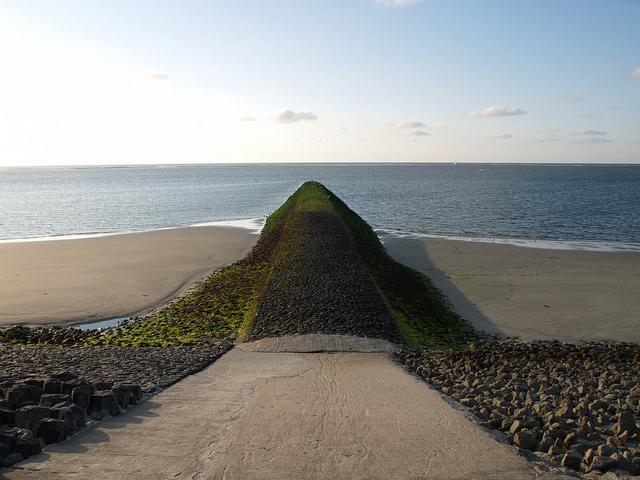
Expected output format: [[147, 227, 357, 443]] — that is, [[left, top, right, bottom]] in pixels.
[[631, 66, 640, 79], [276, 109, 317, 124], [373, 0, 423, 7], [147, 73, 170, 81], [493, 134, 513, 139], [409, 130, 430, 136], [400, 121, 426, 129], [468, 105, 527, 118], [579, 137, 613, 144], [238, 116, 257, 122], [556, 95, 582, 103], [575, 130, 613, 144]]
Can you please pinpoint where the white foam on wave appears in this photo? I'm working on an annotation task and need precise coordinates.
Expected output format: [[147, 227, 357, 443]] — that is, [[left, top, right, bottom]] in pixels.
[[0, 218, 265, 244], [0, 231, 134, 244], [189, 217, 265, 233], [378, 229, 640, 253]]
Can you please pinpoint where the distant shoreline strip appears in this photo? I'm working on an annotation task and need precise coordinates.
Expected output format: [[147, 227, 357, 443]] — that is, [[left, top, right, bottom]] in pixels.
[[1, 219, 639, 252]]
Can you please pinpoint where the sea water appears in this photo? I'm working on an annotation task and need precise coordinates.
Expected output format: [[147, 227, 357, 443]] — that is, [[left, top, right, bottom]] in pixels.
[[1, 164, 639, 251]]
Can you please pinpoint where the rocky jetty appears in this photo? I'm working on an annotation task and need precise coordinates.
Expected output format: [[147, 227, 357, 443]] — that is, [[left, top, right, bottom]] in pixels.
[[247, 209, 402, 342], [399, 340, 640, 477], [0, 340, 231, 467]]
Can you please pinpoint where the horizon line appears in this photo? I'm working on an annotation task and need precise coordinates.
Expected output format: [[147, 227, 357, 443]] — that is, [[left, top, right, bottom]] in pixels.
[[2, 161, 640, 170]]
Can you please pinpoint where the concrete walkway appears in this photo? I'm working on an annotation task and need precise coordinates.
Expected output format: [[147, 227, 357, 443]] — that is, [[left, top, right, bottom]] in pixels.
[[3, 340, 564, 479], [236, 333, 400, 353]]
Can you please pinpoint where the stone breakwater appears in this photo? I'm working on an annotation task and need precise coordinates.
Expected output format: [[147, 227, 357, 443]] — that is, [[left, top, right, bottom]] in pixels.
[[1, 324, 109, 345], [399, 341, 640, 477], [247, 210, 402, 343], [0, 341, 231, 468]]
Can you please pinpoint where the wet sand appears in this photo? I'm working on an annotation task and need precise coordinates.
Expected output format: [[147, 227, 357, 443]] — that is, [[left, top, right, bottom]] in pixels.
[[384, 236, 640, 343], [0, 227, 257, 327]]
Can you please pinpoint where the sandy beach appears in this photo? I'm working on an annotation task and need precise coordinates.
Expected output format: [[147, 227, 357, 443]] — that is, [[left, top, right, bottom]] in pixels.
[[0, 227, 257, 327], [385, 236, 640, 343]]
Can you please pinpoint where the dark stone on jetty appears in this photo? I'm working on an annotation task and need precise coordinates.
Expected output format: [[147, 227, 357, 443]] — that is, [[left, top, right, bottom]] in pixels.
[[43, 379, 62, 394], [89, 391, 120, 419], [0, 427, 19, 451], [51, 404, 86, 434], [15, 434, 41, 458], [39, 394, 70, 408], [248, 210, 402, 343], [5, 384, 42, 409], [36, 418, 67, 445], [15, 406, 51, 431], [112, 384, 142, 408], [0, 408, 15, 426], [71, 383, 93, 409]]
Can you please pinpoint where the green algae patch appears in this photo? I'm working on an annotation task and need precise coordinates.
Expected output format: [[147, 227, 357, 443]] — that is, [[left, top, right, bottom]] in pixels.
[[84, 263, 263, 347]]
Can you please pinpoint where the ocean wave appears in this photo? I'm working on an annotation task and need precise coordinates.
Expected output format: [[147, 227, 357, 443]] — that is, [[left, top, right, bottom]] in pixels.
[[377, 229, 640, 253]]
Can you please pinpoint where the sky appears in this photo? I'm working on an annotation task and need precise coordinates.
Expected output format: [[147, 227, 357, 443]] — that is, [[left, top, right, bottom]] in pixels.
[[0, 0, 638, 166]]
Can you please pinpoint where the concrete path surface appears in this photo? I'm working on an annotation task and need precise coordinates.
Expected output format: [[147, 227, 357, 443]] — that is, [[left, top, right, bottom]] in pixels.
[[3, 346, 564, 480], [236, 333, 400, 353]]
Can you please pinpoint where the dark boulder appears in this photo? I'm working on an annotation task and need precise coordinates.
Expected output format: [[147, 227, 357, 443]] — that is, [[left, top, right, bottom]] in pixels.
[[513, 429, 537, 451], [89, 391, 119, 419], [37, 417, 67, 444], [43, 379, 62, 394], [0, 408, 16, 426], [39, 393, 71, 408], [5, 384, 42, 409], [616, 409, 637, 435], [560, 452, 582, 471], [71, 383, 94, 409], [15, 405, 51, 431], [16, 435, 42, 457], [0, 441, 10, 462], [50, 404, 86, 434], [0, 426, 19, 450], [60, 380, 79, 395], [114, 384, 142, 406]]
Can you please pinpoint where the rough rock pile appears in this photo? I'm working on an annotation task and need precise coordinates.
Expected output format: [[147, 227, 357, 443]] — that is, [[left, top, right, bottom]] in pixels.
[[247, 210, 402, 343], [0, 325, 97, 345], [399, 341, 640, 476], [0, 341, 232, 391], [0, 340, 232, 467]]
